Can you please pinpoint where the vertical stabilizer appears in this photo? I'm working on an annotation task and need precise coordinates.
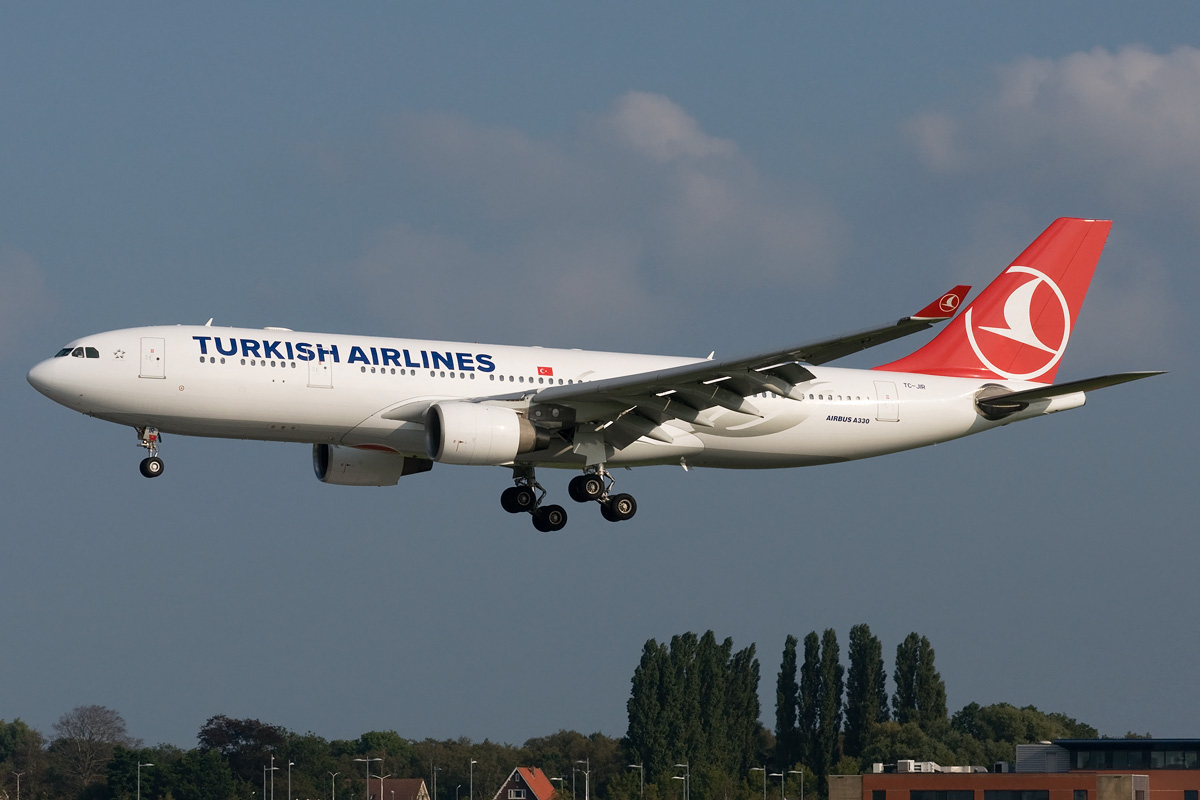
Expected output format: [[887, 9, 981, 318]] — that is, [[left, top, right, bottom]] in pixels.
[[875, 218, 1111, 384]]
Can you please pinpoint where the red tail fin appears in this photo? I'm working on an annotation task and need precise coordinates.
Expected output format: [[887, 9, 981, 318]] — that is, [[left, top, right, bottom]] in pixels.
[[875, 218, 1111, 384]]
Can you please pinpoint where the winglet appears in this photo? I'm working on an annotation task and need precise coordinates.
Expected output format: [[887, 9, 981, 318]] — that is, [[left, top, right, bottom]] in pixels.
[[910, 285, 970, 321]]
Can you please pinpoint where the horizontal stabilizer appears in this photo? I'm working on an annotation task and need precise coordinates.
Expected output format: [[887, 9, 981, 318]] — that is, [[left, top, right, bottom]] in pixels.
[[976, 371, 1165, 419]]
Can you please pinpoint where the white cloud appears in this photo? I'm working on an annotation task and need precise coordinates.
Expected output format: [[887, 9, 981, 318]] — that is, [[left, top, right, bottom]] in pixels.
[[324, 92, 845, 347]]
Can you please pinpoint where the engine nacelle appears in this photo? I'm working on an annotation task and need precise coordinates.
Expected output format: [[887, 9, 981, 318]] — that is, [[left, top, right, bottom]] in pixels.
[[425, 402, 550, 466], [313, 444, 432, 486]]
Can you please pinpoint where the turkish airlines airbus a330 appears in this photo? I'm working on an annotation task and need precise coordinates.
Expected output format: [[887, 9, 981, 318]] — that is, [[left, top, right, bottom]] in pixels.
[[28, 218, 1161, 530]]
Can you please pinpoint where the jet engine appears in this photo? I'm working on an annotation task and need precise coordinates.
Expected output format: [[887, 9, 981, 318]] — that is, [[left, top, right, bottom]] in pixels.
[[313, 444, 432, 486], [424, 402, 551, 466]]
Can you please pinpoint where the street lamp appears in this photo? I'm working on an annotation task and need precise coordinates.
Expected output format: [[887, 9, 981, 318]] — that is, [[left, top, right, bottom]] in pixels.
[[751, 767, 767, 800], [138, 762, 154, 800], [456, 786, 461, 800], [470, 760, 478, 800], [289, 762, 295, 800], [373, 773, 392, 800], [354, 758, 381, 800], [13, 772, 23, 800], [674, 764, 690, 800], [329, 772, 341, 800], [271, 756, 280, 800], [574, 760, 589, 800], [671, 777, 685, 800], [550, 778, 564, 799], [769, 773, 785, 800], [627, 764, 643, 800], [433, 766, 441, 800]]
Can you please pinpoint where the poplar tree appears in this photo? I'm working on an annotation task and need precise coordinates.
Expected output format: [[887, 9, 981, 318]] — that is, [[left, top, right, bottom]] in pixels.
[[844, 624, 889, 758], [627, 640, 669, 779], [798, 632, 822, 768], [892, 633, 921, 725], [816, 628, 845, 780], [914, 636, 948, 734], [775, 634, 800, 770]]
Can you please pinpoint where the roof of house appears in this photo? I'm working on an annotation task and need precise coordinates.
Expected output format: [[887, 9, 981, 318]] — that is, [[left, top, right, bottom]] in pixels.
[[380, 778, 429, 800], [517, 768, 556, 800]]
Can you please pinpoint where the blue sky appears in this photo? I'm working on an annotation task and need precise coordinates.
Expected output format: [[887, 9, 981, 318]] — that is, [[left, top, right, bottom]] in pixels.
[[2, 4, 1196, 751]]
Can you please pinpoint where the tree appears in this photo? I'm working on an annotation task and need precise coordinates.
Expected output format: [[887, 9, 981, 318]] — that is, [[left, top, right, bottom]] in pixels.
[[627, 640, 669, 780], [815, 629, 844, 789], [797, 632, 821, 770], [913, 637, 947, 734], [844, 625, 888, 759], [892, 634, 920, 725], [196, 715, 284, 784], [774, 635, 800, 770], [50, 705, 141, 792]]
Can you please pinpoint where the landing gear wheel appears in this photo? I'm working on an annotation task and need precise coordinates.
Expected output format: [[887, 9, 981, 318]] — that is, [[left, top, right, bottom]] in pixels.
[[501, 486, 536, 513], [532, 504, 568, 532], [568, 473, 606, 503], [601, 493, 637, 522], [139, 456, 165, 478]]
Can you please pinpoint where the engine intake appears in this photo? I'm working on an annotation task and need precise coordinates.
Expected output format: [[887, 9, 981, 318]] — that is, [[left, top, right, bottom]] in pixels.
[[425, 402, 550, 465], [313, 444, 432, 486]]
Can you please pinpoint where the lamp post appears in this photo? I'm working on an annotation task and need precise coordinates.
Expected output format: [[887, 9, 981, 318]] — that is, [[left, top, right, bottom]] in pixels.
[[788, 770, 803, 800], [271, 756, 280, 800], [354, 758, 381, 800], [433, 766, 441, 800], [550, 778, 564, 799], [751, 767, 767, 800], [627, 764, 643, 800], [674, 764, 689, 800], [138, 762, 154, 800], [329, 772, 341, 800], [574, 760, 589, 800], [470, 760, 477, 800], [456, 786, 461, 800], [373, 773, 392, 800], [289, 762, 295, 800], [769, 774, 784, 800], [672, 777, 685, 800], [13, 772, 23, 800]]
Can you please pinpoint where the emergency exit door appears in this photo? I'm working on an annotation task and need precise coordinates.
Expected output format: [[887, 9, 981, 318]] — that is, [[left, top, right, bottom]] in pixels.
[[140, 337, 166, 379]]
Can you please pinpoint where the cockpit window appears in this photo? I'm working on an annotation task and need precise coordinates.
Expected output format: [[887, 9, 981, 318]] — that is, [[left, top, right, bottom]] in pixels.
[[85, 347, 100, 358], [71, 347, 85, 358], [55, 347, 72, 357]]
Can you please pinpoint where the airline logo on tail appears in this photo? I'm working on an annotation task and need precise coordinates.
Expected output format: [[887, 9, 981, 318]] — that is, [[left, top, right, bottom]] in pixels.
[[965, 265, 1071, 381]]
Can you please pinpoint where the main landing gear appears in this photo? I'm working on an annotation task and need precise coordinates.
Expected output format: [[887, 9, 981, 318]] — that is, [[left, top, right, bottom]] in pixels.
[[570, 466, 637, 523], [136, 426, 165, 478], [501, 466, 638, 531], [501, 467, 568, 532]]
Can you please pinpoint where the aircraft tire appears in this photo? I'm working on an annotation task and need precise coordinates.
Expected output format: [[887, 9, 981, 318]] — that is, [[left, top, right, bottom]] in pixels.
[[568, 474, 605, 503], [532, 504, 567, 532], [501, 486, 535, 513], [607, 493, 637, 521], [139, 457, 164, 478]]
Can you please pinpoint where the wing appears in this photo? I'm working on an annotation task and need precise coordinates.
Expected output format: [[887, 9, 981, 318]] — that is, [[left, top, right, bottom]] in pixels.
[[519, 285, 971, 455]]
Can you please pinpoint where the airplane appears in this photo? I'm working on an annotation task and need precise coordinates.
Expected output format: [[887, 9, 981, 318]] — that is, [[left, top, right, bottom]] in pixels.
[[28, 218, 1162, 531]]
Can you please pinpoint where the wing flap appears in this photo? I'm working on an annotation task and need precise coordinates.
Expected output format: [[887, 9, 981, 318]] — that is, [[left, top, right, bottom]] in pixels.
[[976, 371, 1165, 419]]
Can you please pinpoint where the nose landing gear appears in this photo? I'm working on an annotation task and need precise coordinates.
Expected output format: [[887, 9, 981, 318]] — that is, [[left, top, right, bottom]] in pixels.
[[136, 426, 165, 478]]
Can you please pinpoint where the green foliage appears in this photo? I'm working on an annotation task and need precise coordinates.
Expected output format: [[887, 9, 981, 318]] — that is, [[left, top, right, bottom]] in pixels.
[[797, 633, 820, 773], [774, 636, 800, 771], [844, 625, 888, 759]]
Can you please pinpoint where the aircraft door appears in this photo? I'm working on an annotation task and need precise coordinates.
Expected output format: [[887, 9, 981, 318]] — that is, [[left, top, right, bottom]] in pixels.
[[308, 358, 332, 388], [139, 337, 166, 379], [874, 380, 899, 421]]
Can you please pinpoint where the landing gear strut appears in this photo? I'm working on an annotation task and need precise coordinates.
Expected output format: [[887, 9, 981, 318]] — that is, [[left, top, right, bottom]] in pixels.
[[136, 426, 165, 478], [569, 466, 637, 523], [501, 466, 567, 532]]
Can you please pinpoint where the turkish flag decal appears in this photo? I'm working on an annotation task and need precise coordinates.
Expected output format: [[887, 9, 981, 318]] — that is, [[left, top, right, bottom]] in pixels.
[[537, 366, 554, 376]]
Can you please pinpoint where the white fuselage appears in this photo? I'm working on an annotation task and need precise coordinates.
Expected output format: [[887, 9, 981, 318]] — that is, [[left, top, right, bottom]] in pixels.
[[28, 325, 1083, 472]]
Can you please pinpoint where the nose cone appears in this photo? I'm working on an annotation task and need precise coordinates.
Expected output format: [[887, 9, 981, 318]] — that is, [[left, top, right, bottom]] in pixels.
[[27, 358, 68, 402]]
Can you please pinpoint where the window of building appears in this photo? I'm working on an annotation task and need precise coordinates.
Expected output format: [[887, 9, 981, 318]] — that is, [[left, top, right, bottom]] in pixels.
[[985, 791, 1047, 800], [912, 791, 974, 800], [1073, 791, 1087, 800], [873, 791, 886, 800], [1182, 790, 1196, 800], [509, 791, 525, 800]]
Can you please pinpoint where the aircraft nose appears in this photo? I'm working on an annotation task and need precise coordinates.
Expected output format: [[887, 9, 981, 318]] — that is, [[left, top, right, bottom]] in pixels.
[[27, 358, 64, 400]]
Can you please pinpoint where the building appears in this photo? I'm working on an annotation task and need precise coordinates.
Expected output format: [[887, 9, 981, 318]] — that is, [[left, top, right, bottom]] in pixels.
[[490, 768, 557, 800], [831, 740, 1200, 800], [378, 778, 432, 800]]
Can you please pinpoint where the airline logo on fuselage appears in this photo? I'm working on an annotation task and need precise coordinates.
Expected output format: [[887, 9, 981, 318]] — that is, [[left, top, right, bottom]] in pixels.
[[964, 265, 1070, 381], [192, 335, 496, 372]]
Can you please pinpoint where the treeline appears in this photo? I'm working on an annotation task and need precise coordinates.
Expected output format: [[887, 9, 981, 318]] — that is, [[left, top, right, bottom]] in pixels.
[[1, 626, 1111, 800]]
